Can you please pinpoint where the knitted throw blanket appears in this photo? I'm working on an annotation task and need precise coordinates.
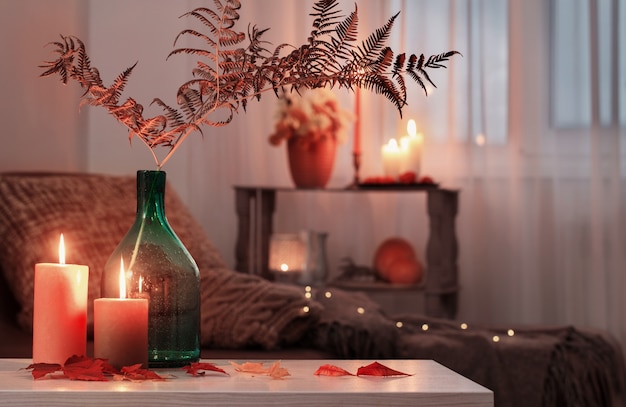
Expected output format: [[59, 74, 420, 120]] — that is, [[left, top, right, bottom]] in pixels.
[[199, 267, 321, 350], [306, 292, 626, 407]]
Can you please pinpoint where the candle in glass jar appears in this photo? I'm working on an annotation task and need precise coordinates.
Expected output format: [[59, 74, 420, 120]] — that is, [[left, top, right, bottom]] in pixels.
[[33, 234, 89, 364], [94, 258, 148, 369]]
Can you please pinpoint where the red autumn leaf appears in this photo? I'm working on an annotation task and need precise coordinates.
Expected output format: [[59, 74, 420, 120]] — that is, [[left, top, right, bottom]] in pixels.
[[25, 362, 62, 379], [96, 359, 120, 376], [183, 362, 229, 377], [356, 361, 412, 377], [314, 364, 354, 376], [119, 364, 165, 381], [62, 356, 108, 381]]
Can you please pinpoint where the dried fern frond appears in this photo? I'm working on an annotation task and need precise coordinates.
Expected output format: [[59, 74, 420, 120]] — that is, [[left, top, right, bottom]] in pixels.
[[41, 0, 460, 169]]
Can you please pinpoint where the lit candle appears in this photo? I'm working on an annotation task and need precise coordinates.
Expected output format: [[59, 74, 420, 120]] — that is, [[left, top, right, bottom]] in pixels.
[[94, 258, 148, 369], [381, 138, 406, 178], [33, 234, 89, 364], [400, 119, 423, 177]]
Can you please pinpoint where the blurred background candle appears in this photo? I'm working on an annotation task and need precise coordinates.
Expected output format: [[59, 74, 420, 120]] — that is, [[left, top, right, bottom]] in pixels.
[[381, 138, 406, 178], [94, 258, 148, 369], [268, 233, 304, 284], [33, 234, 89, 364], [400, 119, 423, 177]]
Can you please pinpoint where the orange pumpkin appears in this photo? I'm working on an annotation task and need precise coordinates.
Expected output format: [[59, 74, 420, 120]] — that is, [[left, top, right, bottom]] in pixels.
[[373, 237, 421, 283], [386, 258, 423, 284]]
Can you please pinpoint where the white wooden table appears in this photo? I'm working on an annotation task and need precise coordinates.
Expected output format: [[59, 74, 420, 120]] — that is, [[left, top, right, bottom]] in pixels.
[[0, 358, 493, 406]]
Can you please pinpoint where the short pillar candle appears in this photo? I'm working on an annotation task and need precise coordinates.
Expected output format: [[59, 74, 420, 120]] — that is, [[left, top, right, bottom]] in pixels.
[[94, 258, 148, 369], [33, 235, 89, 365]]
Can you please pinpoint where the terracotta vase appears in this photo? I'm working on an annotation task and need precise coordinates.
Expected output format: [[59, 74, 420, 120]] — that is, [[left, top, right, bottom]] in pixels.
[[287, 136, 337, 188]]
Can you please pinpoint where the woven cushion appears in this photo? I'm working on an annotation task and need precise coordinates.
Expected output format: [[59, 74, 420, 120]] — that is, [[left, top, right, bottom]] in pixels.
[[0, 172, 317, 349]]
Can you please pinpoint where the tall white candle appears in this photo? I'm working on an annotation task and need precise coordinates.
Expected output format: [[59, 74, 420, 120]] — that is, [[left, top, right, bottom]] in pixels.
[[33, 234, 89, 365]]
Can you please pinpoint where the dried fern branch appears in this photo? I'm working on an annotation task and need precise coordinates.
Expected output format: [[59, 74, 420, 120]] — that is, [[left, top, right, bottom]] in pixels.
[[40, 0, 460, 169]]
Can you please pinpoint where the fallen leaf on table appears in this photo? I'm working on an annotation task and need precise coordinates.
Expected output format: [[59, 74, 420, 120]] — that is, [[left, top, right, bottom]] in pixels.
[[62, 355, 108, 381], [314, 364, 355, 376], [117, 364, 166, 381], [183, 362, 229, 376], [229, 361, 269, 374], [267, 361, 290, 379], [356, 361, 412, 377], [25, 362, 63, 379], [229, 361, 290, 379]]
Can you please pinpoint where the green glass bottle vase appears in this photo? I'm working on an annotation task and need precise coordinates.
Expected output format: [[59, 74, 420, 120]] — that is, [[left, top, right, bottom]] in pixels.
[[101, 170, 200, 367]]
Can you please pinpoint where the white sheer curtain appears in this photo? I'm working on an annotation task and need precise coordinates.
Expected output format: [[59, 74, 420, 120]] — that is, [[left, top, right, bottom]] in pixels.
[[80, 0, 625, 353]]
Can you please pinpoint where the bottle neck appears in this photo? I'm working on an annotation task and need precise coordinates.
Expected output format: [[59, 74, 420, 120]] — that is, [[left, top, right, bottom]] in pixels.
[[136, 170, 167, 221]]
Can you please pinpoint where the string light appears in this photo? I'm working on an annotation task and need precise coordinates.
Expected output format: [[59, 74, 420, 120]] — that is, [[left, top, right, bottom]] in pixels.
[[357, 307, 365, 314], [421, 324, 429, 331], [460, 323, 468, 330], [302, 306, 310, 313], [492, 335, 500, 342], [304, 292, 312, 299], [507, 329, 515, 337], [324, 291, 332, 298], [305, 286, 312, 292], [396, 321, 403, 328]]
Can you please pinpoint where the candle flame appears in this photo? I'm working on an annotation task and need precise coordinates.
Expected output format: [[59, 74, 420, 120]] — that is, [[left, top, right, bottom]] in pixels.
[[407, 119, 417, 137], [119, 258, 126, 299], [59, 234, 65, 265], [383, 138, 400, 152]]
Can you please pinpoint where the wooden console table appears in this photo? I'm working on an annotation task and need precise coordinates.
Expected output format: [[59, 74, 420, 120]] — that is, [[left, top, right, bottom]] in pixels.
[[233, 185, 459, 319], [0, 358, 492, 406]]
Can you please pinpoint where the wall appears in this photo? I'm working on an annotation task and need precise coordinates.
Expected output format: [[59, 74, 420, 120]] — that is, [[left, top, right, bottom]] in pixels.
[[0, 0, 88, 172]]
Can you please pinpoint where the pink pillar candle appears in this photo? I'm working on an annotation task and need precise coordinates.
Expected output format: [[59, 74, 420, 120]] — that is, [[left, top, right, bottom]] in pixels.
[[32, 263, 89, 365], [94, 298, 148, 369]]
